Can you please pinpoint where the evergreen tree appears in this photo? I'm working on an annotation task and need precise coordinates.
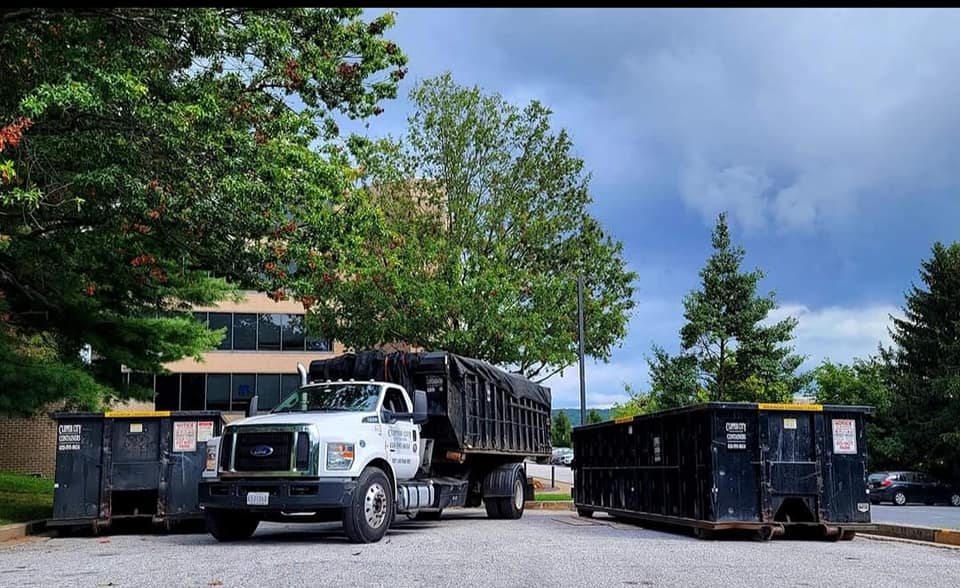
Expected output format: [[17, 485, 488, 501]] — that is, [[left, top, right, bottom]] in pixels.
[[551, 410, 572, 447], [651, 213, 804, 405], [883, 242, 960, 479]]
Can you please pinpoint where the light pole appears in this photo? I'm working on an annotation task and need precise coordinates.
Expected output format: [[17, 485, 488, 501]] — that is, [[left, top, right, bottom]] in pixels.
[[577, 274, 586, 426]]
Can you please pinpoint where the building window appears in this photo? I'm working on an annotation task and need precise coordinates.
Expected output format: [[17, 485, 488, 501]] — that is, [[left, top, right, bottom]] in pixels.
[[282, 374, 301, 398], [155, 374, 180, 411], [208, 313, 232, 350], [181, 373, 206, 411], [193, 312, 208, 326], [282, 314, 306, 351], [257, 314, 283, 351], [256, 374, 281, 410], [207, 374, 231, 411], [232, 373, 256, 412], [232, 313, 257, 350]]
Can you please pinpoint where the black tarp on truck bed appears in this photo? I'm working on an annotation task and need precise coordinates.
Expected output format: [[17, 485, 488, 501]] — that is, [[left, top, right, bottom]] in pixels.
[[308, 351, 551, 457]]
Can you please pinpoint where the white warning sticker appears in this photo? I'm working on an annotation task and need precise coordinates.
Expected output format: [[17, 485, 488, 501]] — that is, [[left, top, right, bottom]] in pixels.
[[832, 419, 857, 454], [197, 421, 215, 443], [173, 421, 197, 452]]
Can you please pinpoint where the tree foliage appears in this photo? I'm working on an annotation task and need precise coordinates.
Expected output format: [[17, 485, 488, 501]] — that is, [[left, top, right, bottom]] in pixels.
[[609, 382, 659, 419], [649, 213, 804, 407], [882, 241, 960, 480], [0, 8, 407, 414], [586, 409, 603, 424], [811, 357, 900, 470], [551, 410, 572, 447], [299, 73, 636, 381]]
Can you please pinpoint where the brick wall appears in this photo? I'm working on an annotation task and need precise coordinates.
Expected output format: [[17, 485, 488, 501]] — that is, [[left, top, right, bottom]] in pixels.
[[0, 413, 58, 478]]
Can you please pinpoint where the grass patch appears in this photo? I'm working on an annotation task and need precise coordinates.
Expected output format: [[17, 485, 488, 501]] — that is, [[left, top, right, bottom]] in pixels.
[[0, 472, 53, 525], [535, 492, 572, 502]]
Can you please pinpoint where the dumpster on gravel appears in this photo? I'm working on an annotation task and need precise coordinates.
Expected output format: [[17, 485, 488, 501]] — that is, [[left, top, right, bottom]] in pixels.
[[572, 402, 874, 541], [48, 410, 225, 533]]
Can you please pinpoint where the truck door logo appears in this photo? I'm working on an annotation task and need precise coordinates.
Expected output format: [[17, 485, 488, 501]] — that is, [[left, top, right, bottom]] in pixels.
[[250, 445, 274, 457]]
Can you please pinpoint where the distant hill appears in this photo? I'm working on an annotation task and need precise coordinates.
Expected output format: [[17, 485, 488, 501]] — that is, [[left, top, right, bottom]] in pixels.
[[551, 408, 613, 426]]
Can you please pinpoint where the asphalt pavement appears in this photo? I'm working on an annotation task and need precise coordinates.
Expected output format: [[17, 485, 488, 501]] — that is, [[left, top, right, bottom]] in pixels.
[[872, 505, 960, 529], [3, 510, 960, 587]]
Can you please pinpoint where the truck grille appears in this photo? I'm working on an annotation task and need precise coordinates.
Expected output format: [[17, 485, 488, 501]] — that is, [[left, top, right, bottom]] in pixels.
[[233, 432, 293, 472]]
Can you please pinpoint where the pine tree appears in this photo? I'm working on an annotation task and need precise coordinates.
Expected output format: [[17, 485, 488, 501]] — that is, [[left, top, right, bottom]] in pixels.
[[884, 242, 960, 479], [651, 213, 804, 405]]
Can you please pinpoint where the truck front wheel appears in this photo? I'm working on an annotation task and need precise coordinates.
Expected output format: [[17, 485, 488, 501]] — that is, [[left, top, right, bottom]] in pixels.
[[484, 470, 525, 520], [343, 466, 394, 543], [206, 509, 259, 542]]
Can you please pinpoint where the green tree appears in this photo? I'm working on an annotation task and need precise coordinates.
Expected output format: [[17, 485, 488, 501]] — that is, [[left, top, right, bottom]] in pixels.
[[883, 242, 960, 480], [811, 357, 900, 470], [0, 8, 407, 414], [650, 213, 804, 406], [609, 382, 659, 419], [551, 410, 572, 447], [305, 73, 637, 381], [586, 409, 603, 424]]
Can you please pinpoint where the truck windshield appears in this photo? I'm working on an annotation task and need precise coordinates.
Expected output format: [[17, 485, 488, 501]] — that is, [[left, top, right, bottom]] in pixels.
[[272, 383, 382, 413]]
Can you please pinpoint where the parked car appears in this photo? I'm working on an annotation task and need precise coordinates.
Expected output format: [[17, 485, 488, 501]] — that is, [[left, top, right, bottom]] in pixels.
[[868, 471, 960, 507], [551, 447, 574, 466]]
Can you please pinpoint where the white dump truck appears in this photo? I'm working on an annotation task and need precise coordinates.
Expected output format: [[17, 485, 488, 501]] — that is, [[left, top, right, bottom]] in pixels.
[[198, 351, 552, 543]]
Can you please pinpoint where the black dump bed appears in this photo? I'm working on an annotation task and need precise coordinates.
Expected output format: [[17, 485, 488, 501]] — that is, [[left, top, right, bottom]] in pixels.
[[309, 351, 551, 458]]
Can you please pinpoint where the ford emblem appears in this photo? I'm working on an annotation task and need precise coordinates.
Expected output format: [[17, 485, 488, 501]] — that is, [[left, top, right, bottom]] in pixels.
[[250, 445, 274, 457]]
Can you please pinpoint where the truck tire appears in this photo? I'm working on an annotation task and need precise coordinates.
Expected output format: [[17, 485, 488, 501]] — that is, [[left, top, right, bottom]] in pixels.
[[485, 470, 526, 520], [206, 509, 259, 542], [342, 466, 394, 544]]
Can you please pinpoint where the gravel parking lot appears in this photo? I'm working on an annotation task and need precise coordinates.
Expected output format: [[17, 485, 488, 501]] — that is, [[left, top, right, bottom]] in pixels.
[[3, 509, 960, 587]]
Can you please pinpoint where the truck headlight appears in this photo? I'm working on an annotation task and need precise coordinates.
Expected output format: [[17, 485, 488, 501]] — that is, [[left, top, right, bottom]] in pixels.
[[203, 440, 219, 478], [326, 443, 355, 470]]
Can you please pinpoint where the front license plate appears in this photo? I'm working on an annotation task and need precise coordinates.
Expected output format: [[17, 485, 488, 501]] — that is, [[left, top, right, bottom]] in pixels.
[[246, 491, 269, 506]]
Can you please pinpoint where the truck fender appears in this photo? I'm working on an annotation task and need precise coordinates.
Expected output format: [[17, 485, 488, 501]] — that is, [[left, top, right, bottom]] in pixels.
[[482, 462, 525, 498], [357, 455, 398, 497]]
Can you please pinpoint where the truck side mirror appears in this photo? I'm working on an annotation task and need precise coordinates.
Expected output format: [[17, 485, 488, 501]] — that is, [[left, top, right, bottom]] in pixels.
[[246, 395, 259, 418], [412, 389, 428, 425]]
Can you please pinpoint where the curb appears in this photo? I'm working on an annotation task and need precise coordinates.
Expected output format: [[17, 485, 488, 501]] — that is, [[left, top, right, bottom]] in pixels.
[[867, 523, 960, 546], [526, 501, 574, 511], [0, 519, 47, 544]]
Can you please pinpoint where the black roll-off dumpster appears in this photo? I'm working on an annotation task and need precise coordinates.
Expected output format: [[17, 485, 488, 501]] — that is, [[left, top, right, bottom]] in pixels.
[[49, 410, 225, 532], [572, 402, 874, 540]]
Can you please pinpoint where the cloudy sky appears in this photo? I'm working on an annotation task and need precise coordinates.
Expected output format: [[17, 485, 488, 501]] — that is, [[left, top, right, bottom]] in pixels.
[[346, 8, 959, 407]]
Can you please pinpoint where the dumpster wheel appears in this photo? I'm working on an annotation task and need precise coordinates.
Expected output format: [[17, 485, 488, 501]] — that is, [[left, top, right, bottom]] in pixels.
[[755, 526, 775, 542]]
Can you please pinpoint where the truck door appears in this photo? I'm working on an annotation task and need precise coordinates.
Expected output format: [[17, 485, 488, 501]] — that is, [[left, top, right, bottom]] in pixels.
[[382, 386, 419, 481]]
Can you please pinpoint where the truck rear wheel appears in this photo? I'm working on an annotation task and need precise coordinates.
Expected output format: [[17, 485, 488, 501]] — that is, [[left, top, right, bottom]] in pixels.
[[342, 466, 394, 544], [206, 509, 259, 542], [484, 471, 525, 520]]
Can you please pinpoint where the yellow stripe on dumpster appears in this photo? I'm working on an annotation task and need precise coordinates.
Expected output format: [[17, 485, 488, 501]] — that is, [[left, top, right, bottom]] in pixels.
[[614, 416, 634, 424], [757, 403, 823, 412], [104, 410, 172, 417]]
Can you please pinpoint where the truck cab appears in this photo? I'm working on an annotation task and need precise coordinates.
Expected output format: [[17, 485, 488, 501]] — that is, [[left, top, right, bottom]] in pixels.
[[200, 377, 431, 543]]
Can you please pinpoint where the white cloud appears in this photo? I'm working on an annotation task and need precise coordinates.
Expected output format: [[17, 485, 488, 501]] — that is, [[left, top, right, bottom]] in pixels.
[[768, 303, 901, 368], [543, 360, 649, 409], [429, 8, 960, 233]]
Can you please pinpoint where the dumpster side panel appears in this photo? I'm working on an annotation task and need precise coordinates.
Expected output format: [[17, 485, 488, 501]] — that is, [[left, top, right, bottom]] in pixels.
[[712, 408, 761, 522], [53, 417, 103, 520], [164, 414, 225, 518], [821, 411, 871, 524], [110, 417, 161, 491]]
